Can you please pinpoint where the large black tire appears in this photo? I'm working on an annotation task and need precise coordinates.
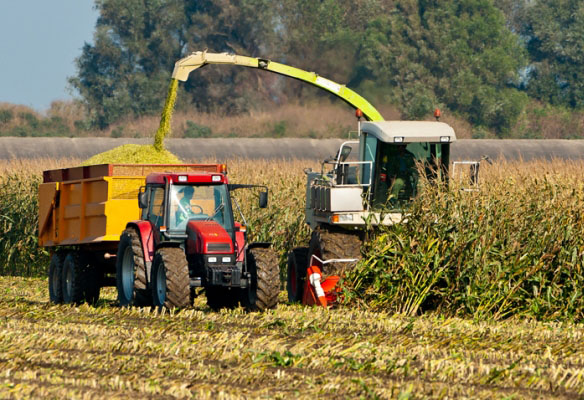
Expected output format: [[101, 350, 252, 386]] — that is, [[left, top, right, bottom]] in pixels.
[[151, 247, 190, 309], [61, 252, 86, 305], [116, 228, 150, 307], [286, 247, 308, 303], [49, 252, 65, 304], [308, 227, 362, 277], [206, 286, 239, 310], [241, 247, 280, 311]]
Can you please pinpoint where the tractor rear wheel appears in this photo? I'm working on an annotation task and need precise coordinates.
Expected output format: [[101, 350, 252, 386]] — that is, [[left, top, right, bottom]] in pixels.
[[151, 247, 190, 309], [116, 228, 150, 307], [49, 252, 65, 304], [308, 227, 362, 277], [241, 247, 280, 311], [286, 247, 308, 303], [62, 252, 86, 305], [206, 286, 239, 310]]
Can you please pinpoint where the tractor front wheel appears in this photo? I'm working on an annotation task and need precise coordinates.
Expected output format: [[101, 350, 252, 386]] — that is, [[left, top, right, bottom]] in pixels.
[[151, 247, 190, 309], [116, 228, 150, 307], [241, 247, 279, 311], [286, 247, 308, 303]]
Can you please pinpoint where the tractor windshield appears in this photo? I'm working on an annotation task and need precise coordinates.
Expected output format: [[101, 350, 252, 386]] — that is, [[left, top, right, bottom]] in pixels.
[[372, 142, 445, 209], [169, 184, 233, 234]]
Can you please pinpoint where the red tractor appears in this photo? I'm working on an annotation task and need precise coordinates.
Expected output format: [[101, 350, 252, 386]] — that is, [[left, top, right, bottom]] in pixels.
[[116, 166, 279, 311]]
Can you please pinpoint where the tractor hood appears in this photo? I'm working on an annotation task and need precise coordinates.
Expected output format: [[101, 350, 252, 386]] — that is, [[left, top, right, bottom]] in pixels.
[[186, 220, 234, 254]]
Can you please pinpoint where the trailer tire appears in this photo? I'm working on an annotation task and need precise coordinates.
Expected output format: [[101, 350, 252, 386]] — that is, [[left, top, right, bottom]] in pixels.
[[49, 252, 65, 304], [242, 247, 279, 311], [62, 252, 86, 305], [84, 264, 101, 305], [116, 228, 150, 307], [151, 247, 190, 309], [286, 247, 308, 303], [206, 287, 239, 310]]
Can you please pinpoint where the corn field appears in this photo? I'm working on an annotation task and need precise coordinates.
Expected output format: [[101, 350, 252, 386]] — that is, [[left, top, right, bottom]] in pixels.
[[0, 157, 583, 397]]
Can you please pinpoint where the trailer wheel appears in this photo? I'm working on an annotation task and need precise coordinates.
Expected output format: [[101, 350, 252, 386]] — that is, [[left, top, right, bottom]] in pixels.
[[206, 287, 239, 310], [49, 252, 65, 304], [286, 247, 308, 303], [116, 228, 150, 307], [84, 264, 101, 305], [241, 247, 279, 311], [151, 247, 190, 309], [62, 252, 86, 304]]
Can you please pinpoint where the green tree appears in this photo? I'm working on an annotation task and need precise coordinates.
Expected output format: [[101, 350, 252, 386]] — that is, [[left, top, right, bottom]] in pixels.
[[351, 0, 528, 134], [520, 0, 584, 108], [70, 0, 280, 128]]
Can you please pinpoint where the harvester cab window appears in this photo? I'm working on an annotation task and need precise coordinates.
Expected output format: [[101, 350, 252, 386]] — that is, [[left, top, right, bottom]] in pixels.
[[148, 187, 165, 228], [373, 144, 417, 208], [372, 142, 446, 209], [169, 184, 233, 234]]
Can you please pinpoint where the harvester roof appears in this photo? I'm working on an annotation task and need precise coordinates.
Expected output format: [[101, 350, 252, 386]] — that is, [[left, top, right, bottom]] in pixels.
[[361, 121, 456, 143]]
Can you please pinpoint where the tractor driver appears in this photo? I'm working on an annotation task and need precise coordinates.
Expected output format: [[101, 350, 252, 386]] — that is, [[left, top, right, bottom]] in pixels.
[[176, 186, 198, 225]]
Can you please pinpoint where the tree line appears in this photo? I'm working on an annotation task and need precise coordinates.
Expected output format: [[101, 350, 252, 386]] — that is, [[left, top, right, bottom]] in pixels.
[[69, 0, 584, 137]]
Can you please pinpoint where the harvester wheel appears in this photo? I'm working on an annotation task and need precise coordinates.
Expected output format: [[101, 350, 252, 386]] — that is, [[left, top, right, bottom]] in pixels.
[[151, 247, 190, 309], [286, 247, 308, 303], [61, 252, 86, 305], [308, 227, 362, 277], [116, 228, 150, 307], [241, 247, 280, 311], [49, 252, 66, 304], [206, 287, 239, 310]]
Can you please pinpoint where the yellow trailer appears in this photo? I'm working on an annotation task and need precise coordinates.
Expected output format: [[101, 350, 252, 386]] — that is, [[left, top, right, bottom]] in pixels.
[[39, 163, 224, 304]]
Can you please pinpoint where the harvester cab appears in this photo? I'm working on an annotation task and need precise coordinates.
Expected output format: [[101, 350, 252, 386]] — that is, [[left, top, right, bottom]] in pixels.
[[117, 165, 280, 311], [288, 115, 457, 307], [305, 119, 456, 230]]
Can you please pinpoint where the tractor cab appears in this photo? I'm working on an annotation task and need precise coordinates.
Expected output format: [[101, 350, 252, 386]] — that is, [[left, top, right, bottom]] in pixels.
[[139, 171, 235, 241]]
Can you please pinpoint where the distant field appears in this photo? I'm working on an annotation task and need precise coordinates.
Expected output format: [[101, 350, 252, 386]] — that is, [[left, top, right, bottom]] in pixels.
[[0, 276, 582, 399]]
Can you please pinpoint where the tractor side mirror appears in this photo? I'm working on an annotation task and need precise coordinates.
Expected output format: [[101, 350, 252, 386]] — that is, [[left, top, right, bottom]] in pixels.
[[259, 191, 268, 208], [339, 145, 352, 162], [138, 186, 148, 209]]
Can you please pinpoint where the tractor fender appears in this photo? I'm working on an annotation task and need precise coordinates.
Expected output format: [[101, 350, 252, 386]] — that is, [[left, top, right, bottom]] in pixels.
[[125, 221, 155, 264], [234, 222, 245, 262]]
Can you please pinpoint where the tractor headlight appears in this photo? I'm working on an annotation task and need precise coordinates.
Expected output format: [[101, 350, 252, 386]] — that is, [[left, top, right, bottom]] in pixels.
[[222, 256, 232, 263], [208, 256, 217, 263]]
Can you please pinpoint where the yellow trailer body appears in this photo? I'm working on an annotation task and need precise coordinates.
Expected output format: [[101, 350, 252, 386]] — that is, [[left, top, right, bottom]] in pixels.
[[38, 163, 223, 247]]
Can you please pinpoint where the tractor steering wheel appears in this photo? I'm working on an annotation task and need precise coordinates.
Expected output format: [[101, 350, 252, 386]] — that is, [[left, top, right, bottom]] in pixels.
[[191, 205, 204, 214]]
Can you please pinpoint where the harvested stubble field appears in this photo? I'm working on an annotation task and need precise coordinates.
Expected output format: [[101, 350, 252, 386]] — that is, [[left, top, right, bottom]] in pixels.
[[1, 276, 583, 399], [1, 157, 584, 398]]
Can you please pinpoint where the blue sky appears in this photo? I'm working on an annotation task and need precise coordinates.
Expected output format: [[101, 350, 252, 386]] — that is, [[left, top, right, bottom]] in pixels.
[[0, 1, 98, 111]]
